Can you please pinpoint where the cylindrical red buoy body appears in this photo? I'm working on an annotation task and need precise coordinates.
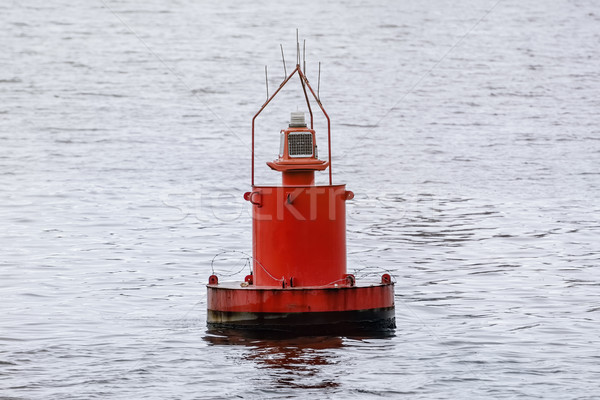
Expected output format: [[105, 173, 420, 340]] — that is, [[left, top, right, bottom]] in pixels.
[[249, 184, 348, 287]]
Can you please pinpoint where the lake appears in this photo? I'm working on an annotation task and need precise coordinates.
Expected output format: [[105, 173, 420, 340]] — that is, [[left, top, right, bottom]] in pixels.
[[1, 0, 599, 398]]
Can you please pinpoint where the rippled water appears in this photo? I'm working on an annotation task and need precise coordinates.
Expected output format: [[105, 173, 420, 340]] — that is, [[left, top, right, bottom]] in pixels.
[[2, 0, 600, 398]]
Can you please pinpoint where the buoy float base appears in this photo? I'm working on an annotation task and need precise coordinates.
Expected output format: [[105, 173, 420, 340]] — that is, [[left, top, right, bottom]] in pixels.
[[207, 280, 395, 336]]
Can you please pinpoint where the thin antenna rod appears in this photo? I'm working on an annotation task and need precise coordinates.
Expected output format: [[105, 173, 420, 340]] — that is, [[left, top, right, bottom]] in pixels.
[[317, 62, 321, 100], [296, 29, 300, 65], [265, 66, 269, 101], [280, 44, 287, 79], [303, 40, 306, 74]]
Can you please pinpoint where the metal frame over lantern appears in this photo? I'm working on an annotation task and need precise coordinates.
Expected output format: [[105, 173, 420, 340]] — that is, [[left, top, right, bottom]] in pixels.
[[207, 46, 395, 335]]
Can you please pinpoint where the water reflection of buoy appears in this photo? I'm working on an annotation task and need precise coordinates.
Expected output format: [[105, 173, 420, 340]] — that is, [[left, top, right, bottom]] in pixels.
[[207, 41, 395, 335]]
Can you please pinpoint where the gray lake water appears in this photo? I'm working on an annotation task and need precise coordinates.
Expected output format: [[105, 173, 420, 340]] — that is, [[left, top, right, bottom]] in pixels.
[[2, 0, 600, 399]]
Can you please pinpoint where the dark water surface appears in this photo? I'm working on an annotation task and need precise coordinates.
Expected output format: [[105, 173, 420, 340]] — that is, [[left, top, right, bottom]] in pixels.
[[2, 0, 600, 398]]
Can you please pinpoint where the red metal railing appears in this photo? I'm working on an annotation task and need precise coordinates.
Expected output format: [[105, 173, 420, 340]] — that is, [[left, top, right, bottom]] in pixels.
[[251, 64, 332, 186]]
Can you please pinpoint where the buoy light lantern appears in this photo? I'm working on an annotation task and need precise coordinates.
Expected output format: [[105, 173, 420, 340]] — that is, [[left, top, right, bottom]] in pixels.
[[207, 50, 395, 335], [267, 111, 328, 187]]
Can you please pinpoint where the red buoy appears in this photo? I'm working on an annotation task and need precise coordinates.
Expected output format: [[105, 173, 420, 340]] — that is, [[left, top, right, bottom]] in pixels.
[[207, 51, 395, 335]]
